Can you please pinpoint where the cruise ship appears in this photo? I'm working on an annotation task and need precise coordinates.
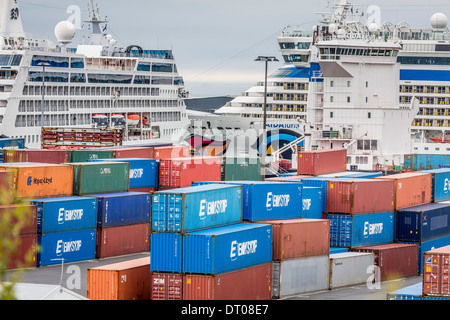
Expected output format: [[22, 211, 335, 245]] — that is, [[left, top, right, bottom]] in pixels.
[[197, 0, 450, 171], [0, 0, 190, 148]]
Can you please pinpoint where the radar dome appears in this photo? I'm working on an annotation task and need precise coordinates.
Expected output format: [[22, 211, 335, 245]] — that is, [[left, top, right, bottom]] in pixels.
[[368, 23, 379, 32], [431, 12, 448, 30], [54, 21, 76, 44]]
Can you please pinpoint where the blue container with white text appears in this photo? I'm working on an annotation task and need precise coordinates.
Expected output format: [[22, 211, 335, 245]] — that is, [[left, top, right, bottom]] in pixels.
[[301, 187, 323, 219], [182, 223, 272, 275], [89, 158, 159, 189], [152, 184, 242, 233], [419, 168, 450, 202], [88, 192, 151, 228], [327, 212, 394, 248], [37, 229, 96, 267], [29, 196, 97, 234], [192, 181, 302, 221]]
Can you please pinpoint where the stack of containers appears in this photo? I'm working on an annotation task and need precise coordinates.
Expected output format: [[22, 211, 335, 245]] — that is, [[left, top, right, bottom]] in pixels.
[[324, 179, 398, 285], [150, 184, 273, 300], [89, 192, 151, 259], [422, 245, 450, 298], [89, 158, 159, 192], [28, 197, 98, 267], [0, 204, 38, 270]]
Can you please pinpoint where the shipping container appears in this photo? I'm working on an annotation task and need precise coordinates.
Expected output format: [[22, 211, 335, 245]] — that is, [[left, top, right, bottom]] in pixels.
[[111, 146, 155, 159], [327, 212, 394, 248], [272, 255, 330, 299], [89, 158, 159, 189], [151, 272, 183, 300], [404, 154, 450, 171], [374, 172, 432, 210], [326, 179, 395, 214], [301, 177, 345, 212], [258, 219, 329, 260], [0, 170, 14, 203], [17, 149, 70, 164], [396, 202, 450, 242], [37, 229, 96, 267], [150, 232, 182, 273], [423, 245, 450, 297], [87, 257, 151, 300], [419, 168, 450, 202], [71, 161, 129, 195], [95, 223, 150, 259], [297, 149, 347, 176], [4, 234, 38, 270], [0, 164, 74, 199], [0, 204, 37, 235], [265, 175, 311, 182], [329, 247, 349, 254], [387, 283, 423, 300], [154, 146, 190, 159], [69, 150, 114, 163], [221, 157, 261, 181], [334, 171, 383, 179], [329, 252, 375, 289], [0, 138, 25, 150], [193, 181, 303, 221], [300, 187, 323, 219], [89, 192, 151, 228], [182, 223, 272, 275], [152, 184, 242, 233], [28, 196, 97, 234], [159, 156, 222, 189], [352, 243, 419, 281], [183, 263, 273, 300]]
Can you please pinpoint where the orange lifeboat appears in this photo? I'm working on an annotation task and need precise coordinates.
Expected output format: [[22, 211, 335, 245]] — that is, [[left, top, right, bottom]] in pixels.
[[127, 114, 140, 126]]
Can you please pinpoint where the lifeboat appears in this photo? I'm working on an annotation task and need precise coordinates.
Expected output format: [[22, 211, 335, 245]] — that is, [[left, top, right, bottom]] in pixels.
[[430, 137, 450, 143], [127, 114, 140, 126]]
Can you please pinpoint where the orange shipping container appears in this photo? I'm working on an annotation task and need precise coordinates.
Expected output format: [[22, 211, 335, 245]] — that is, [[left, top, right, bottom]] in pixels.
[[374, 172, 432, 210], [0, 164, 74, 199], [87, 257, 151, 300], [153, 146, 190, 159]]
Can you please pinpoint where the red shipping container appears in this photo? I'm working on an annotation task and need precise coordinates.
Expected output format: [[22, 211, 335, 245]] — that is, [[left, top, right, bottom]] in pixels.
[[154, 146, 190, 159], [19, 149, 70, 164], [374, 172, 432, 210], [326, 179, 395, 214], [96, 223, 150, 259], [352, 243, 418, 281], [423, 245, 450, 297], [111, 147, 155, 159], [4, 234, 38, 270], [0, 204, 37, 235], [183, 263, 272, 300], [297, 149, 347, 176], [87, 257, 151, 300], [3, 149, 22, 163], [257, 219, 330, 260], [265, 175, 312, 182], [151, 273, 183, 300], [159, 156, 222, 189]]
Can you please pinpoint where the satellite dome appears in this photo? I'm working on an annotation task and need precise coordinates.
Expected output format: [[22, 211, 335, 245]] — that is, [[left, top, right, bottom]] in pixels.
[[368, 23, 379, 32], [54, 21, 76, 44], [328, 24, 337, 34], [431, 12, 448, 30]]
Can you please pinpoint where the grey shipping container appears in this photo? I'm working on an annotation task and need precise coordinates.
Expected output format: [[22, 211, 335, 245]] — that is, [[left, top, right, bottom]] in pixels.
[[272, 255, 330, 299], [329, 252, 375, 289]]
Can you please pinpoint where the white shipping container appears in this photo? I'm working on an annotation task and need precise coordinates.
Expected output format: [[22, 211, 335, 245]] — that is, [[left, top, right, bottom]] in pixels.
[[272, 255, 330, 299], [329, 252, 375, 289]]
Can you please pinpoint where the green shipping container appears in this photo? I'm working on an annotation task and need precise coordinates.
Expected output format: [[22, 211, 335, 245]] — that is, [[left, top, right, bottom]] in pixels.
[[221, 157, 262, 181], [72, 162, 130, 195], [69, 150, 114, 163]]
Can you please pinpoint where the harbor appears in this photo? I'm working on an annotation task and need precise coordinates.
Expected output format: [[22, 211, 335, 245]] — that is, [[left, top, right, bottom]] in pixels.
[[0, 0, 450, 304]]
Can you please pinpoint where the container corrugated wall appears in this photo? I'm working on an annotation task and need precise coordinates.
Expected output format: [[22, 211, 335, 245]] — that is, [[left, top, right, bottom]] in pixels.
[[151, 273, 183, 300], [69, 150, 114, 163], [221, 157, 262, 181], [420, 168, 450, 202], [150, 232, 182, 273], [423, 245, 450, 297], [297, 149, 347, 176], [329, 252, 375, 289], [151, 184, 242, 233]]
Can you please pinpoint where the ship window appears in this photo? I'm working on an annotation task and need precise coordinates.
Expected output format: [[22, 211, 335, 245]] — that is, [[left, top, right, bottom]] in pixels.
[[70, 58, 84, 69], [70, 73, 86, 83], [134, 76, 151, 84], [32, 55, 69, 68], [152, 63, 173, 73], [29, 71, 69, 83], [88, 74, 132, 84], [152, 76, 173, 85], [137, 63, 151, 72]]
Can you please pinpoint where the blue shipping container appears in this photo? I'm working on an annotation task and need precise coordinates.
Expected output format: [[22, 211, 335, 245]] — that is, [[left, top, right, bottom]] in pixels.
[[339, 172, 383, 179], [0, 138, 25, 149], [386, 283, 423, 300], [89, 158, 159, 189], [301, 177, 344, 212], [29, 196, 97, 234], [37, 229, 96, 266], [182, 223, 272, 275], [419, 168, 450, 202], [88, 192, 151, 228], [301, 187, 323, 219], [327, 212, 394, 248], [150, 232, 183, 273], [152, 184, 242, 233], [405, 154, 450, 170], [192, 181, 302, 221], [396, 202, 450, 242]]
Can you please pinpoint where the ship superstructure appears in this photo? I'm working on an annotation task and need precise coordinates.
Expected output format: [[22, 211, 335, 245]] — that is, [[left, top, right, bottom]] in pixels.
[[0, 0, 190, 148]]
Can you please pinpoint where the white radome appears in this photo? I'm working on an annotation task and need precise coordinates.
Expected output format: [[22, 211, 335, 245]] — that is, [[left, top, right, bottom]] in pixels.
[[54, 21, 76, 44], [431, 12, 448, 30]]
